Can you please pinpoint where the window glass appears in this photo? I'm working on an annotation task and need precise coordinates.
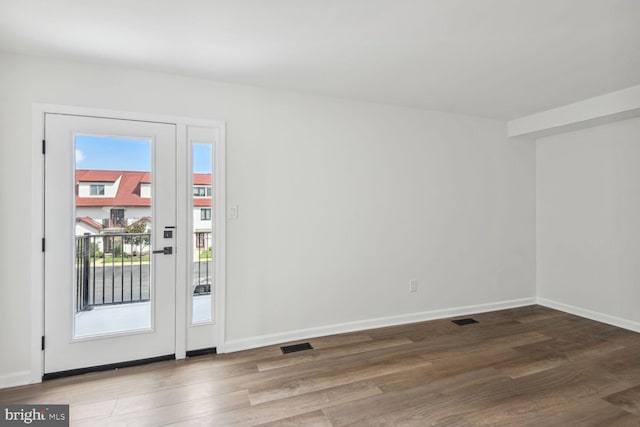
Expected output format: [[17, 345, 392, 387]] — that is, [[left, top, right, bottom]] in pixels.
[[192, 143, 213, 323], [74, 134, 152, 337], [90, 184, 105, 195]]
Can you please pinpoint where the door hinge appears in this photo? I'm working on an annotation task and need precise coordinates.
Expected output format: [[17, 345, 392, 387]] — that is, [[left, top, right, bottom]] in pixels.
[[42, 139, 46, 154], [42, 238, 45, 252], [41, 336, 45, 351]]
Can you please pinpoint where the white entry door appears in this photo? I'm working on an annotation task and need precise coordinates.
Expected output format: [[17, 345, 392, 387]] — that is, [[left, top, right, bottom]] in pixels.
[[44, 113, 177, 375]]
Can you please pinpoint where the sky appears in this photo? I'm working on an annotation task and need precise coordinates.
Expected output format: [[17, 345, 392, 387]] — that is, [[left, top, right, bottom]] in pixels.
[[75, 135, 212, 173]]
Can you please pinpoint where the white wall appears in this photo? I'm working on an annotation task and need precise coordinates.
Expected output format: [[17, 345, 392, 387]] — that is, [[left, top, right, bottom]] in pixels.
[[193, 207, 213, 231], [0, 53, 536, 385], [75, 206, 150, 226], [537, 116, 640, 328], [75, 206, 109, 221], [75, 221, 100, 238], [77, 177, 120, 197], [140, 183, 151, 199]]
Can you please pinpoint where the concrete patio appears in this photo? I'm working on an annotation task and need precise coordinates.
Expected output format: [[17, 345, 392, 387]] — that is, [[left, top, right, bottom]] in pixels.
[[75, 294, 212, 337]]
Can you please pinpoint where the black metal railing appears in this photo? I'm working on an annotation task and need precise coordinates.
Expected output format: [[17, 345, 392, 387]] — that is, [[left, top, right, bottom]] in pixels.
[[193, 231, 212, 295], [76, 231, 213, 312], [76, 233, 151, 312]]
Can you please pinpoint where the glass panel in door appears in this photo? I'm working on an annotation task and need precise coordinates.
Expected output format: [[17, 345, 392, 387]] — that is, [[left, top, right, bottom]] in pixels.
[[192, 143, 213, 324], [74, 135, 152, 338]]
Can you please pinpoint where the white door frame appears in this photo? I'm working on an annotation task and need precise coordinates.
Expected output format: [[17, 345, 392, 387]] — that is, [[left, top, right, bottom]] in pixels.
[[30, 103, 226, 383]]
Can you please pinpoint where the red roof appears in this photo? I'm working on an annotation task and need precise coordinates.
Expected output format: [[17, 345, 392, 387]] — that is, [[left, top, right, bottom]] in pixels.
[[75, 170, 122, 182], [194, 174, 211, 185], [76, 170, 212, 207], [194, 199, 212, 207], [76, 217, 103, 230]]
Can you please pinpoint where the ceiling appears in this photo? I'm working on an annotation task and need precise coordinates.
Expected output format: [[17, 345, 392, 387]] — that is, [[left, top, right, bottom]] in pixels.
[[1, 0, 639, 119]]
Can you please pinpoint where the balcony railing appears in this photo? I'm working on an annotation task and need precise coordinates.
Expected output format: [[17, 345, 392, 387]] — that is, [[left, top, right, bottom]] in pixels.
[[76, 233, 151, 312], [76, 231, 213, 312], [194, 231, 212, 295]]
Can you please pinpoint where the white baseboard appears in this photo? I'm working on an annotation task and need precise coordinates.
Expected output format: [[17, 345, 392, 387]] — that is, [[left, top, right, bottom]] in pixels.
[[0, 371, 33, 389], [0, 297, 540, 387], [221, 297, 537, 353], [537, 297, 640, 334]]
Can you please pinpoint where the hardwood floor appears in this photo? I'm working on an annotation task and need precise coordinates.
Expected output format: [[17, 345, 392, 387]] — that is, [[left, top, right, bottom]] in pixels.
[[3, 305, 640, 426]]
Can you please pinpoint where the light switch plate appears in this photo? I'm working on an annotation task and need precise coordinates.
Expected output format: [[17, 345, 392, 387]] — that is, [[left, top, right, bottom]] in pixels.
[[228, 205, 238, 219]]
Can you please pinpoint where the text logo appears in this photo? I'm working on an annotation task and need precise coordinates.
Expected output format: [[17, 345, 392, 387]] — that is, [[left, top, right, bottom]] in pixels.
[[1, 405, 68, 426]]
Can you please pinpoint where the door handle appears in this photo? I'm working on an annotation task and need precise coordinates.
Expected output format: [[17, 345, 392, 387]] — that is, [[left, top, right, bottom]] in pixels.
[[152, 247, 173, 255]]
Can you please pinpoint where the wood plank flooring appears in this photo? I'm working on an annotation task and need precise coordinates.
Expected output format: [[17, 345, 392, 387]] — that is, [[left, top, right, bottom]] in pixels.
[[2, 305, 640, 426]]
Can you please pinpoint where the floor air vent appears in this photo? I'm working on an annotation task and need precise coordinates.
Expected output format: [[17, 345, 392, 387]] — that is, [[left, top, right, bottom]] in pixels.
[[281, 342, 313, 354], [452, 318, 479, 326]]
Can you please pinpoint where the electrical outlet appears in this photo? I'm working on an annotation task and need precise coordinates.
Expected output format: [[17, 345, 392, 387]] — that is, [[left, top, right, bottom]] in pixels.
[[409, 279, 418, 293]]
